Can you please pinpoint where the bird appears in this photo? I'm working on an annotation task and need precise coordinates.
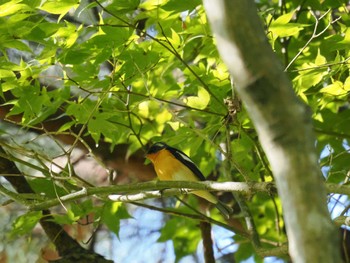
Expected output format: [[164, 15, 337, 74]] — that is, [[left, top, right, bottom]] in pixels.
[[145, 142, 231, 218]]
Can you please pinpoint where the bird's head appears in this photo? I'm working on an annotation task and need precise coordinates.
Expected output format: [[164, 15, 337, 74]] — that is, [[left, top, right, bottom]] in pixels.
[[145, 142, 168, 162]]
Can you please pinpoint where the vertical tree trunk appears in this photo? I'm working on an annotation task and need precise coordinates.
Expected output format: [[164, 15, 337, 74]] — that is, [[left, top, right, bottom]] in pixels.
[[203, 1, 341, 262]]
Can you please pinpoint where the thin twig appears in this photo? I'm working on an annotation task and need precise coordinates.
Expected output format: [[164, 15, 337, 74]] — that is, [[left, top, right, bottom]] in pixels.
[[224, 124, 261, 248], [290, 56, 350, 73], [285, 9, 334, 71]]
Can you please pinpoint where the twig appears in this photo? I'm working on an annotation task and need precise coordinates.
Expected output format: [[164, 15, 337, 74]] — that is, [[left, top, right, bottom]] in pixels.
[[284, 9, 336, 71], [290, 56, 350, 73], [129, 201, 247, 236], [314, 128, 350, 140], [0, 183, 33, 206], [225, 121, 261, 248]]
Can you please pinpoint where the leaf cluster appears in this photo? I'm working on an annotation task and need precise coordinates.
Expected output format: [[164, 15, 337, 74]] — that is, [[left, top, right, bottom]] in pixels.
[[0, 0, 349, 262]]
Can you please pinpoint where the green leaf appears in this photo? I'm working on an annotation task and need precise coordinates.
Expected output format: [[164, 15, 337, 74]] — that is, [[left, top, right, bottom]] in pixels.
[[107, 0, 140, 13], [294, 66, 327, 91], [320, 81, 346, 96], [70, 200, 95, 218], [38, 22, 61, 37], [61, 49, 91, 64], [269, 10, 307, 39], [11, 211, 42, 237], [0, 69, 15, 78], [184, 87, 210, 110], [58, 121, 75, 132], [2, 40, 32, 52], [343, 76, 350, 92], [52, 21, 79, 47], [162, 0, 201, 13], [6, 85, 50, 124], [52, 214, 76, 225], [88, 113, 120, 144], [66, 99, 96, 124], [39, 0, 79, 16], [89, 26, 132, 49], [158, 217, 201, 262], [170, 28, 181, 47], [0, 1, 32, 17], [234, 238, 254, 262], [101, 201, 131, 237], [29, 178, 66, 198], [314, 49, 327, 66]]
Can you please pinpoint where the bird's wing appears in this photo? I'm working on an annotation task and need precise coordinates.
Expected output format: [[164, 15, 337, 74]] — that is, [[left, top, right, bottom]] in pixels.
[[167, 146, 206, 181]]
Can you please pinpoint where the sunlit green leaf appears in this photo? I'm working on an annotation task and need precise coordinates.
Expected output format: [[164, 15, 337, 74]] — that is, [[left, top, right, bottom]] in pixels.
[[39, 0, 79, 16], [269, 10, 307, 39], [184, 87, 210, 110], [320, 81, 346, 96], [0, 1, 32, 17], [0, 69, 15, 78], [11, 211, 42, 237]]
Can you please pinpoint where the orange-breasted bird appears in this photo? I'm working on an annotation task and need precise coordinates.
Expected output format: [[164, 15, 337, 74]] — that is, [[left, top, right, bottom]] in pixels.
[[146, 142, 231, 218]]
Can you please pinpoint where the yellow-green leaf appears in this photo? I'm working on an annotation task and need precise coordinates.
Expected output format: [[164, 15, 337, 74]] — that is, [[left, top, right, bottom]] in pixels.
[[315, 49, 326, 66], [11, 211, 42, 237], [269, 10, 306, 39], [343, 76, 350, 91], [0, 1, 32, 17], [184, 87, 210, 110], [0, 69, 15, 78], [274, 10, 295, 24], [320, 81, 346, 96], [39, 0, 79, 16]]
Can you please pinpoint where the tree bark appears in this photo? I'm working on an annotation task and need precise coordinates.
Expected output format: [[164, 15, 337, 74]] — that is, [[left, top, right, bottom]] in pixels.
[[203, 1, 341, 262], [199, 222, 215, 263]]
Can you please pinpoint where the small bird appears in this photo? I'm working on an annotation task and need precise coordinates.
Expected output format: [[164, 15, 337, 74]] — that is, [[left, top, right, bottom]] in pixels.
[[146, 142, 231, 218]]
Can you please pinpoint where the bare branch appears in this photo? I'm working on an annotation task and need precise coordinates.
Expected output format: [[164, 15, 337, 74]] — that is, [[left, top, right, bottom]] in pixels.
[[284, 9, 336, 71]]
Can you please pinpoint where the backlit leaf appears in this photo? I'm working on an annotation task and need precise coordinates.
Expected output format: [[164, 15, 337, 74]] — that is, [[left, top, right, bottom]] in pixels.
[[11, 211, 42, 237]]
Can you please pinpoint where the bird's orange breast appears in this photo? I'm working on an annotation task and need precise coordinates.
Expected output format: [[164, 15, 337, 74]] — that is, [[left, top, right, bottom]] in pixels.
[[147, 149, 196, 181]]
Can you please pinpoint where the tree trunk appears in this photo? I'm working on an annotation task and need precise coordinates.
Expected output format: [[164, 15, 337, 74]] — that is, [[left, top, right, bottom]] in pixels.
[[203, 1, 341, 262]]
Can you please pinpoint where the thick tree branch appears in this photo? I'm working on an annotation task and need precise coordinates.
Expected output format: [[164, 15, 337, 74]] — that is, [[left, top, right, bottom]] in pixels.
[[203, 1, 341, 262]]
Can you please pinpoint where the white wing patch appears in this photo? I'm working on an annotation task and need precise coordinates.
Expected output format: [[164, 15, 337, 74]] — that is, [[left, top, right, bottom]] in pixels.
[[177, 151, 195, 165]]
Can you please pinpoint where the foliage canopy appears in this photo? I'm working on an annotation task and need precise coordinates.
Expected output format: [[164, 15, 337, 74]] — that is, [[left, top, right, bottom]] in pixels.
[[0, 0, 350, 262]]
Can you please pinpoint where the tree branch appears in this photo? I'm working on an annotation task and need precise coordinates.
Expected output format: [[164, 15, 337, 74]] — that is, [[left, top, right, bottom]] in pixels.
[[199, 221, 215, 263], [22, 180, 350, 212], [0, 147, 112, 262], [28, 181, 275, 210]]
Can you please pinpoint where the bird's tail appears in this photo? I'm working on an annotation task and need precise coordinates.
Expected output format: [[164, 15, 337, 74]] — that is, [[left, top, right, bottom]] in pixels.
[[215, 201, 232, 219]]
